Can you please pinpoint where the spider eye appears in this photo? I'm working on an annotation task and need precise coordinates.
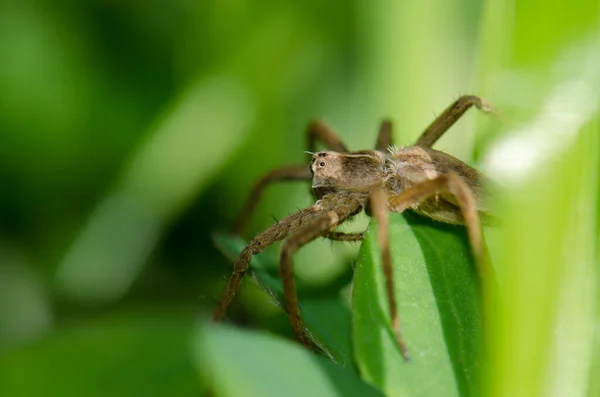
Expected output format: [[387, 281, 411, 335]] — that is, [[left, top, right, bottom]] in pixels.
[[319, 162, 325, 167]]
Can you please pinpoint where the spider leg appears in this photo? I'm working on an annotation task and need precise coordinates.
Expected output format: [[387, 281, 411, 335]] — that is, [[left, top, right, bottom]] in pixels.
[[214, 205, 325, 321], [230, 165, 312, 234], [415, 95, 496, 148], [326, 231, 364, 242], [388, 174, 485, 267], [375, 120, 393, 152], [306, 120, 349, 153], [279, 210, 342, 347], [387, 174, 495, 354], [370, 185, 410, 361]]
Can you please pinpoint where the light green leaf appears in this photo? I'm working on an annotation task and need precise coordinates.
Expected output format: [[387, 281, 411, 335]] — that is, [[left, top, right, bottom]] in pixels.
[[196, 324, 383, 397], [477, 1, 600, 392]]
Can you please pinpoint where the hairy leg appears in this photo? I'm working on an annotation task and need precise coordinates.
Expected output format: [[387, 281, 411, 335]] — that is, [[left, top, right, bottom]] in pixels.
[[370, 186, 410, 361], [214, 205, 325, 321], [230, 165, 311, 234], [326, 231, 364, 242], [375, 120, 393, 152], [306, 120, 349, 153], [388, 174, 485, 265], [415, 95, 495, 148], [279, 211, 341, 347]]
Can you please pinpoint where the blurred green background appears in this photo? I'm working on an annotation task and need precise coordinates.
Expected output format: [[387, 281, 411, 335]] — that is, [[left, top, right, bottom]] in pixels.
[[0, 0, 486, 353], [0, 1, 598, 396]]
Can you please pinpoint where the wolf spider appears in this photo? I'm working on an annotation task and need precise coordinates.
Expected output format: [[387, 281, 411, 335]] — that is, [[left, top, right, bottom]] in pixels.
[[213, 95, 495, 360]]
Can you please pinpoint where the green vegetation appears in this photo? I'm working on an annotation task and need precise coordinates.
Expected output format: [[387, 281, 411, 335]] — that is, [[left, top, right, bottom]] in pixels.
[[0, 1, 598, 396]]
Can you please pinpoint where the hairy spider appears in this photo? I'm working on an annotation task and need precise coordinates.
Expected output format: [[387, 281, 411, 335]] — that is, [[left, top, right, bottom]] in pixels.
[[213, 95, 495, 361]]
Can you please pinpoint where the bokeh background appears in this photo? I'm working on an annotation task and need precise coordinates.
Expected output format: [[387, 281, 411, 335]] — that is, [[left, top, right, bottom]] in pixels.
[[0, 1, 598, 396]]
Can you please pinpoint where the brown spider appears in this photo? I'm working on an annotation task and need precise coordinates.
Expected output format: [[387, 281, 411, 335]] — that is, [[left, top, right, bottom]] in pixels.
[[213, 95, 495, 361]]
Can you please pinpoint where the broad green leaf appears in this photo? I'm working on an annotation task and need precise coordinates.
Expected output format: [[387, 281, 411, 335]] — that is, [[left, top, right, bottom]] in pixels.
[[0, 314, 200, 397], [212, 232, 354, 369], [196, 323, 384, 397], [353, 213, 483, 397]]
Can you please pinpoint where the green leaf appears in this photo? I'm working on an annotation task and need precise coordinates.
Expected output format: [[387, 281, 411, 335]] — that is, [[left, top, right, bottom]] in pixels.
[[353, 213, 483, 397], [0, 314, 200, 397], [212, 232, 354, 369], [196, 323, 384, 397]]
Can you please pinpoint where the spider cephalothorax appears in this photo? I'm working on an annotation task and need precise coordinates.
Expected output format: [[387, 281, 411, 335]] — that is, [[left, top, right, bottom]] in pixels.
[[214, 95, 495, 360]]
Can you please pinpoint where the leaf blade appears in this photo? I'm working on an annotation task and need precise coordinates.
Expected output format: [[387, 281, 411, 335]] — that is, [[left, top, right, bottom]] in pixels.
[[353, 213, 483, 397], [196, 324, 384, 397]]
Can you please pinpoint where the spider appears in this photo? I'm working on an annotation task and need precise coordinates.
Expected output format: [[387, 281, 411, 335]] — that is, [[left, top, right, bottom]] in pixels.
[[213, 95, 495, 361]]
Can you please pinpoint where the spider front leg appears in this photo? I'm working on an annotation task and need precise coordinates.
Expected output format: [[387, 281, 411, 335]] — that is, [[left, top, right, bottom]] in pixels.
[[214, 205, 325, 321], [415, 95, 496, 148], [370, 185, 410, 361], [279, 210, 343, 347], [231, 121, 349, 235]]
